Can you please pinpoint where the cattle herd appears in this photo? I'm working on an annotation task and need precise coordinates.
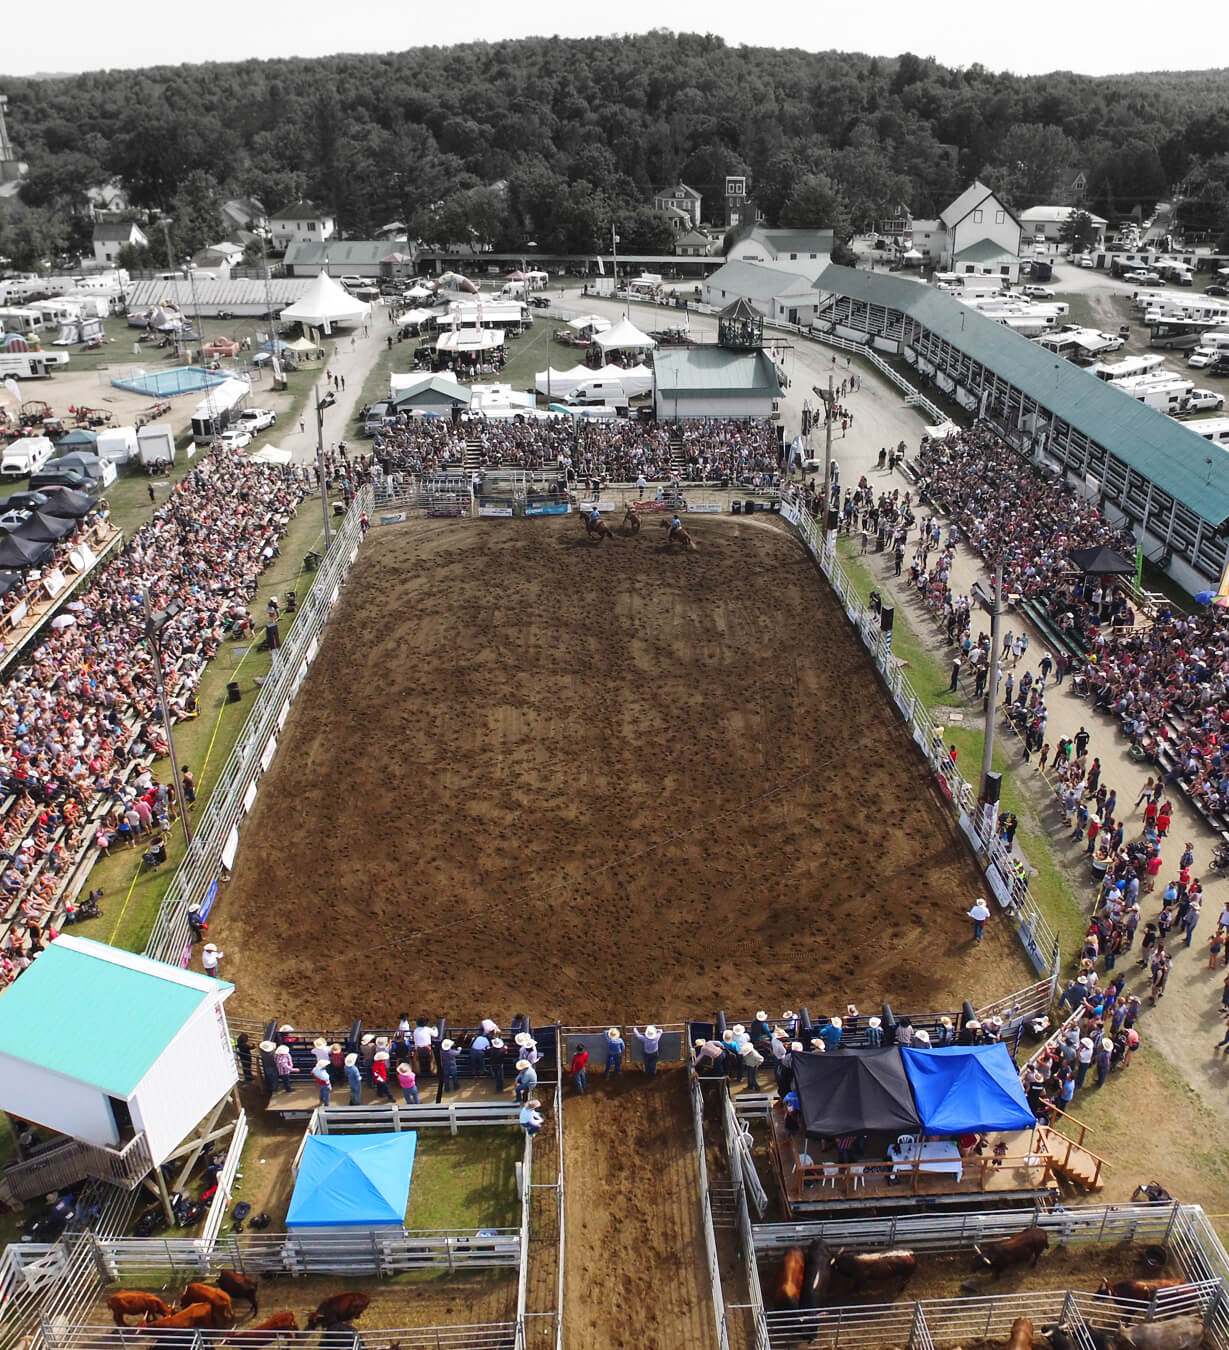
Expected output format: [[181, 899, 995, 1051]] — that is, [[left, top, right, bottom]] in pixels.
[[105, 1276, 371, 1341], [772, 1230, 1203, 1350]]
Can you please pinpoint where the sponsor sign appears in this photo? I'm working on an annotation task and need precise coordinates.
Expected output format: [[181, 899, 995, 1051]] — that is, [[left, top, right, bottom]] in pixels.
[[578, 500, 616, 513], [479, 504, 514, 518], [525, 501, 570, 517], [632, 500, 671, 512], [42, 568, 67, 599], [379, 511, 407, 526], [687, 503, 722, 514], [7, 599, 28, 628], [427, 505, 464, 517]]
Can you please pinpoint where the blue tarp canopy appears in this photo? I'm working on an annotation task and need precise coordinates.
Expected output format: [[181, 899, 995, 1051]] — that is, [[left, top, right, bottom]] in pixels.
[[286, 1132, 417, 1228], [901, 1044, 1036, 1133]]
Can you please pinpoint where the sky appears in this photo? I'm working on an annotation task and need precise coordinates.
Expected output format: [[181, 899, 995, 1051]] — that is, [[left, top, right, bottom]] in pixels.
[[5, 0, 1219, 78]]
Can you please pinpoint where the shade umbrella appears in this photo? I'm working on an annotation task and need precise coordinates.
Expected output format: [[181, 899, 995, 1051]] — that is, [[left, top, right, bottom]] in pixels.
[[0, 571, 21, 598], [1067, 544, 1135, 575], [50, 614, 77, 630], [41, 490, 96, 519], [0, 534, 53, 569], [14, 509, 77, 543]]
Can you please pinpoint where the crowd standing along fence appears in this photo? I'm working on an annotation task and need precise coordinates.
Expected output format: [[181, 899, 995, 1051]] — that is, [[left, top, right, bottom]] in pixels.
[[780, 496, 1062, 1012], [142, 485, 373, 967]]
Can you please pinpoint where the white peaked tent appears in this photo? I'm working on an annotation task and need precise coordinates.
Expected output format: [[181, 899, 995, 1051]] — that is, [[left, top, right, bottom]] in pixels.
[[594, 317, 656, 352], [534, 363, 653, 398], [280, 272, 371, 331]]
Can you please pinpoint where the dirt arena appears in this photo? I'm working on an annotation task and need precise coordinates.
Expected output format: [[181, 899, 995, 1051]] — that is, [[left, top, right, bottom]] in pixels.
[[218, 515, 1030, 1025]]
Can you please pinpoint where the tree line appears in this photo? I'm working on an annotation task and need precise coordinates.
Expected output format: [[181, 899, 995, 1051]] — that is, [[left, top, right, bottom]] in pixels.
[[0, 34, 1227, 271]]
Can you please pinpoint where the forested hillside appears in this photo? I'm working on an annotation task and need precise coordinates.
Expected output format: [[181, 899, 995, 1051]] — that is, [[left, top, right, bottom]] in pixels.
[[1, 34, 1227, 266]]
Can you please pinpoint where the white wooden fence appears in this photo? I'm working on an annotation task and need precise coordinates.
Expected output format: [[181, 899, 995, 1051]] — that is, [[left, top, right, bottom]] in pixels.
[[198, 1110, 248, 1248], [780, 495, 1062, 1010], [142, 485, 373, 967]]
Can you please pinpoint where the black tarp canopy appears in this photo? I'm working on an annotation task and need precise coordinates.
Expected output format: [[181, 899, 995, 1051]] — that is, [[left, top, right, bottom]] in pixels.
[[40, 490, 95, 519], [0, 572, 21, 598], [792, 1048, 922, 1138], [14, 510, 77, 544], [1068, 545, 1135, 575], [0, 534, 53, 569]]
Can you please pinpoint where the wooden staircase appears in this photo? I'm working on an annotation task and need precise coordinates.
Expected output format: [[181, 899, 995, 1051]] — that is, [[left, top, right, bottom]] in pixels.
[[463, 437, 483, 471], [1037, 1106, 1108, 1191], [668, 426, 687, 476]]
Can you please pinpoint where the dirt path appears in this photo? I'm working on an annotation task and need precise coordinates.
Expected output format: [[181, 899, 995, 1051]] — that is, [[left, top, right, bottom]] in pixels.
[[563, 1068, 715, 1350]]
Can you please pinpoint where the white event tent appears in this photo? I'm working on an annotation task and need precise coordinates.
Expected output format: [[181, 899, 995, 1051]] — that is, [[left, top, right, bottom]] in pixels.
[[534, 363, 653, 398], [280, 271, 371, 331], [594, 317, 656, 353]]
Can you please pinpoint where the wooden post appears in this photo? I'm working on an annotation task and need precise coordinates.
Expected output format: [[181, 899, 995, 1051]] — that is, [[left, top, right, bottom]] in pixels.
[[154, 1165, 176, 1227]]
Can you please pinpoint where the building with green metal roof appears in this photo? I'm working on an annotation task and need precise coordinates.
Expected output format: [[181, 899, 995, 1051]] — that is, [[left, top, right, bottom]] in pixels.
[[653, 347, 783, 420], [813, 263, 1229, 589], [0, 935, 238, 1189]]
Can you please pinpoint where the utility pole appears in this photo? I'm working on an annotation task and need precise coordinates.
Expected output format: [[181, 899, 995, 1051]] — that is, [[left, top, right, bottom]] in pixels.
[[315, 387, 335, 547], [980, 560, 1004, 835]]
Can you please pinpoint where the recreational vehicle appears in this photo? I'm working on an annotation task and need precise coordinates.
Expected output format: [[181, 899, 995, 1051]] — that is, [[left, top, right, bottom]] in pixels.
[[1090, 354, 1165, 382], [0, 436, 55, 479], [0, 350, 70, 379], [1189, 417, 1229, 445], [0, 307, 45, 334], [1110, 376, 1195, 413]]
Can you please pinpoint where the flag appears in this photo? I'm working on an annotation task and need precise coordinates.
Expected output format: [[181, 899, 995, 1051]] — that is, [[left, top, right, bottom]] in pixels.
[[3, 376, 20, 404], [1135, 544, 1144, 591], [1216, 551, 1229, 608]]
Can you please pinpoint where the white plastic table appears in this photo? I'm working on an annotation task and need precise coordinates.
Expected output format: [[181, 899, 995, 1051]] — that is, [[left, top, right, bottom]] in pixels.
[[888, 1140, 963, 1179]]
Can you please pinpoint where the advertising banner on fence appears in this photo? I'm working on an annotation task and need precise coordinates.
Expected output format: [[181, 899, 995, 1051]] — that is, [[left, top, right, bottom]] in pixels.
[[479, 504, 514, 518], [379, 512, 407, 526], [577, 500, 616, 513], [525, 501, 570, 517], [686, 503, 723, 514], [632, 500, 672, 512]]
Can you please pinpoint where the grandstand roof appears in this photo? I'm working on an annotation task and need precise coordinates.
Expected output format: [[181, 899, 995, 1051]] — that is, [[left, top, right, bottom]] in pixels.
[[814, 263, 1229, 528], [654, 346, 782, 398], [0, 935, 230, 1097], [285, 239, 408, 270], [125, 277, 315, 313]]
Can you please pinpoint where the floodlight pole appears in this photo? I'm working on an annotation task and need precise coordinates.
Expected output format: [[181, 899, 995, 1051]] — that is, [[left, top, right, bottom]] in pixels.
[[980, 560, 1004, 838], [143, 590, 193, 853], [315, 388, 334, 547]]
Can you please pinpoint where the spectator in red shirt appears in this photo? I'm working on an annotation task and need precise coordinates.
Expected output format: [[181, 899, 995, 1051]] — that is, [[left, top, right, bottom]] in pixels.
[[569, 1046, 589, 1095]]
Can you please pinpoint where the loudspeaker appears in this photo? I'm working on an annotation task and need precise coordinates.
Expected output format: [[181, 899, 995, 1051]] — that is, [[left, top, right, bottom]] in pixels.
[[827, 509, 840, 531], [745, 499, 757, 514], [984, 771, 1002, 805], [880, 605, 894, 634], [265, 622, 281, 651], [731, 500, 742, 514]]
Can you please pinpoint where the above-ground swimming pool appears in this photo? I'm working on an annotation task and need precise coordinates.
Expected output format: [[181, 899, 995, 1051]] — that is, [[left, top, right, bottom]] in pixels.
[[110, 366, 230, 397]]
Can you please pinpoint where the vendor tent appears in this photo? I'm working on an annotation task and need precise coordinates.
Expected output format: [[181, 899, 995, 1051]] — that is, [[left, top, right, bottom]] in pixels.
[[901, 1044, 1036, 1134], [534, 365, 593, 397], [15, 510, 77, 544], [0, 534, 53, 569], [567, 314, 611, 334], [248, 446, 294, 466], [1067, 545, 1135, 575], [57, 428, 98, 448], [594, 317, 657, 352], [406, 284, 435, 299], [39, 490, 95, 519], [0, 572, 21, 597], [792, 1049, 922, 1138], [436, 328, 503, 353], [397, 308, 436, 331], [280, 271, 371, 331], [287, 1132, 417, 1229]]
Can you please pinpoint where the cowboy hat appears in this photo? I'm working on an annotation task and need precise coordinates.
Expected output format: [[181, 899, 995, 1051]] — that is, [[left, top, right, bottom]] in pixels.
[[782, 1010, 797, 1021], [313, 1037, 327, 1048], [276, 1044, 289, 1055], [732, 1024, 746, 1035], [516, 1059, 531, 1070], [1101, 1038, 1114, 1052], [867, 1017, 882, 1029], [694, 1038, 706, 1049], [527, 1099, 541, 1108], [645, 1025, 659, 1038], [939, 1016, 953, 1027], [755, 1011, 768, 1022], [829, 1016, 843, 1029], [344, 1052, 358, 1066], [397, 1064, 412, 1075], [204, 943, 217, 952], [914, 1029, 931, 1045], [790, 1041, 803, 1052], [361, 1033, 375, 1045], [491, 1037, 504, 1048], [607, 1027, 620, 1039], [374, 1050, 389, 1062], [772, 1028, 788, 1039], [966, 1019, 981, 1029], [847, 1004, 859, 1016], [515, 1033, 533, 1046], [279, 1024, 294, 1033], [441, 1039, 454, 1050], [259, 1040, 276, 1053]]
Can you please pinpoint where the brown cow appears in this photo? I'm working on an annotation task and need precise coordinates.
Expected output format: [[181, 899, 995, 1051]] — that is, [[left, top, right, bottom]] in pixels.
[[182, 1284, 235, 1327], [217, 1271, 260, 1315], [1007, 1317, 1035, 1350], [107, 1293, 171, 1326], [832, 1249, 918, 1292], [1096, 1279, 1188, 1302], [222, 1312, 298, 1346], [774, 1247, 805, 1312], [975, 1227, 1049, 1277], [306, 1293, 371, 1331], [140, 1303, 216, 1332]]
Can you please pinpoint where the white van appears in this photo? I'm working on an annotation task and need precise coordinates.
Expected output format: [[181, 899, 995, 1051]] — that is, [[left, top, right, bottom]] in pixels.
[[0, 435, 55, 480], [565, 379, 630, 409]]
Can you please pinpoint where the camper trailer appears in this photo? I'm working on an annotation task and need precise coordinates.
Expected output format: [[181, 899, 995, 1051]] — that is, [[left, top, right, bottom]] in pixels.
[[1110, 374, 1195, 413], [1189, 417, 1229, 446], [1090, 354, 1165, 382], [0, 307, 45, 335], [0, 350, 70, 379], [137, 424, 177, 468], [95, 426, 140, 465], [0, 436, 55, 479]]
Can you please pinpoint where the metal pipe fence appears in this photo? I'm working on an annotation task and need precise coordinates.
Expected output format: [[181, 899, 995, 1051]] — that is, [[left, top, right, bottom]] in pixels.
[[40, 1327, 520, 1350], [142, 486, 372, 967], [780, 496, 1062, 1011], [197, 1110, 247, 1248], [691, 1075, 732, 1350]]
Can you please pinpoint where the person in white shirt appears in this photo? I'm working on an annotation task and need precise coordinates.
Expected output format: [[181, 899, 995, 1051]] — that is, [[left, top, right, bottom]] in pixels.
[[202, 942, 223, 976], [967, 898, 991, 943]]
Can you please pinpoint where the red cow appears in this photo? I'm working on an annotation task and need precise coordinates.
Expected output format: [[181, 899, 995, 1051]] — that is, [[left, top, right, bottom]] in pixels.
[[832, 1249, 918, 1292], [182, 1284, 234, 1327], [140, 1303, 216, 1331], [107, 1293, 171, 1326], [217, 1270, 260, 1315], [223, 1312, 298, 1345], [975, 1227, 1049, 1277], [1096, 1279, 1187, 1302], [306, 1293, 371, 1331], [1007, 1317, 1035, 1350], [774, 1248, 805, 1312]]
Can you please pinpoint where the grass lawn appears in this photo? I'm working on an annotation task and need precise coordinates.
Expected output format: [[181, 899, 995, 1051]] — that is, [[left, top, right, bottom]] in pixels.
[[404, 1128, 522, 1231], [70, 500, 328, 954], [834, 537, 1090, 960]]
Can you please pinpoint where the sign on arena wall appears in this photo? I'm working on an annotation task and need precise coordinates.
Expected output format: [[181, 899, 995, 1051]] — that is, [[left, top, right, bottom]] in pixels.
[[632, 500, 671, 512], [7, 599, 27, 628], [687, 503, 722, 514], [479, 504, 514, 518], [379, 511, 407, 526], [42, 568, 67, 599], [525, 501, 570, 517], [578, 500, 616, 513]]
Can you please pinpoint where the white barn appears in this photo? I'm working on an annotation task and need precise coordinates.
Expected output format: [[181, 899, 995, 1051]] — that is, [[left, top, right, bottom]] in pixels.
[[0, 937, 238, 1201]]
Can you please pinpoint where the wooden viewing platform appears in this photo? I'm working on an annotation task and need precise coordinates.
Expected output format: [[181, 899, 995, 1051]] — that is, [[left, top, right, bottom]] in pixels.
[[769, 1103, 1061, 1215]]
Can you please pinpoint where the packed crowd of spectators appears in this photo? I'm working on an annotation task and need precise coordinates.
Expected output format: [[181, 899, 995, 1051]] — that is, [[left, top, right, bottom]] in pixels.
[[0, 454, 308, 985], [914, 426, 1138, 647], [368, 412, 781, 487]]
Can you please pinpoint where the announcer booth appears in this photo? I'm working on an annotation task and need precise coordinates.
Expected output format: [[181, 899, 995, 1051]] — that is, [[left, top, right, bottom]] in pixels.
[[0, 936, 242, 1222]]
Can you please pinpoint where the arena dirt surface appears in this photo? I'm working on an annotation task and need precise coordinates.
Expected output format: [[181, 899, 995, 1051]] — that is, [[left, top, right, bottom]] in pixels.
[[219, 515, 1030, 1025]]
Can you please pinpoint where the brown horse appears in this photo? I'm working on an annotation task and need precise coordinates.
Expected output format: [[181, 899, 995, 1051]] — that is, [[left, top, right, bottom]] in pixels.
[[622, 505, 641, 535], [582, 512, 615, 542], [660, 520, 696, 551]]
